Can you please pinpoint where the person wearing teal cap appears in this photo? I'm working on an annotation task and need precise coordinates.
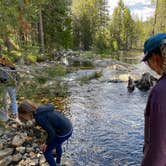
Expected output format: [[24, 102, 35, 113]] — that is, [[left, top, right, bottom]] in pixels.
[[141, 33, 166, 166]]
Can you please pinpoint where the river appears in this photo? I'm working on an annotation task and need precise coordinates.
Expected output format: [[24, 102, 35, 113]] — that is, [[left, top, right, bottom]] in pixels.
[[63, 59, 152, 166]]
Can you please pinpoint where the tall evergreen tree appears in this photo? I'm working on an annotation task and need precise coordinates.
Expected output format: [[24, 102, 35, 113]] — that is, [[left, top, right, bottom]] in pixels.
[[72, 0, 110, 51], [153, 0, 166, 33], [111, 0, 134, 50], [111, 0, 124, 49], [42, 0, 72, 52]]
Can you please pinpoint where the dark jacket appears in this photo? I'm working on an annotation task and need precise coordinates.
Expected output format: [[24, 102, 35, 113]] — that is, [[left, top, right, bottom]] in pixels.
[[141, 74, 166, 166], [34, 104, 72, 145]]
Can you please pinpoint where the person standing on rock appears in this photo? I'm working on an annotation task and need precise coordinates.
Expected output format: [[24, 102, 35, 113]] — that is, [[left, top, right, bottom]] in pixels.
[[0, 57, 20, 122], [18, 100, 73, 166], [141, 33, 166, 166]]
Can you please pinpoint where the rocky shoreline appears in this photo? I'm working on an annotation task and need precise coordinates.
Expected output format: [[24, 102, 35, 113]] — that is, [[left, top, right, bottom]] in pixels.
[[0, 119, 49, 166]]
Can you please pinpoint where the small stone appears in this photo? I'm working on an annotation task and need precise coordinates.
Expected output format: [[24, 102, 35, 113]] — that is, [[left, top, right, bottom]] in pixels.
[[18, 159, 26, 165], [0, 148, 14, 159], [41, 163, 49, 166], [30, 159, 39, 165], [29, 151, 35, 158], [12, 133, 26, 147], [32, 143, 38, 148], [23, 153, 30, 159], [26, 120, 33, 126], [0, 156, 12, 166], [37, 153, 41, 158], [12, 153, 22, 162], [26, 147, 34, 153], [11, 123, 18, 128], [39, 156, 46, 164], [0, 143, 3, 149], [16, 147, 26, 154]]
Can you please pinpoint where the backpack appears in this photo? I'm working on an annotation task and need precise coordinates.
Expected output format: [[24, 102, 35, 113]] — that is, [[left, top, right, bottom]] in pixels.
[[0, 57, 19, 84]]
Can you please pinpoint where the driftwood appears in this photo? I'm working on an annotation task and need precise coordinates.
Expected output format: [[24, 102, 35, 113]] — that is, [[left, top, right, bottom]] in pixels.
[[127, 72, 158, 92]]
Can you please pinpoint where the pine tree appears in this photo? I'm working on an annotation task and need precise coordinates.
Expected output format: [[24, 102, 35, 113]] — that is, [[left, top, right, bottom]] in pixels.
[[154, 0, 166, 33]]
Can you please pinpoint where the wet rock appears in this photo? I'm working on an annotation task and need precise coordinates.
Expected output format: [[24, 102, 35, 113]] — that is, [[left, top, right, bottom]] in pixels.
[[0, 148, 13, 159]]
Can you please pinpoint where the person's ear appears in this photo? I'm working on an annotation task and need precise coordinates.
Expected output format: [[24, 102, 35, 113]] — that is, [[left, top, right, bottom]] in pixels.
[[151, 53, 162, 65], [155, 54, 163, 66]]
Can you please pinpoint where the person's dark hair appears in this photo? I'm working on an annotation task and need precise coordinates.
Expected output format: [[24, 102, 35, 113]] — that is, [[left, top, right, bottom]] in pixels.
[[18, 100, 37, 115], [148, 46, 162, 58]]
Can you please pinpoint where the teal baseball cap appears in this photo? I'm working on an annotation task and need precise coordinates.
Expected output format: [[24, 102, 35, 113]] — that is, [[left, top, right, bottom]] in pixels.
[[142, 33, 166, 61]]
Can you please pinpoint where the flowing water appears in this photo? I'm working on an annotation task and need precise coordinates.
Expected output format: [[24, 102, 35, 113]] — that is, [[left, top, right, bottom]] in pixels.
[[63, 61, 151, 166], [0, 56, 152, 166]]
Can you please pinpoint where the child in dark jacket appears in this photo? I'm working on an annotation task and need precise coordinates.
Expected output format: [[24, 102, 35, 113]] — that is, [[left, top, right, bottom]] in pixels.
[[18, 100, 73, 166]]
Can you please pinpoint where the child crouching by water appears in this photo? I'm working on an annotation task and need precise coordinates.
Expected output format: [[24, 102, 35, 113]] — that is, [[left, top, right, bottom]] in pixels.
[[18, 100, 73, 166]]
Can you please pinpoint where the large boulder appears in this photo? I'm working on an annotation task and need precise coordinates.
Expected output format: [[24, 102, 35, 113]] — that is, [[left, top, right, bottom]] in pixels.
[[127, 72, 157, 92], [135, 72, 157, 91]]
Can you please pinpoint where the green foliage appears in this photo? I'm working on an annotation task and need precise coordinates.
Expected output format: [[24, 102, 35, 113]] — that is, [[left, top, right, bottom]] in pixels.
[[72, 0, 110, 51], [44, 64, 67, 77], [111, 0, 136, 50], [42, 0, 72, 52], [113, 41, 118, 51], [93, 28, 113, 53], [0, 0, 165, 61], [17, 64, 69, 100], [154, 0, 166, 33]]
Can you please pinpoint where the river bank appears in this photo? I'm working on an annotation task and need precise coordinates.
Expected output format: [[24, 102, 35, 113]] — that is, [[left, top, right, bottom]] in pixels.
[[0, 54, 154, 166]]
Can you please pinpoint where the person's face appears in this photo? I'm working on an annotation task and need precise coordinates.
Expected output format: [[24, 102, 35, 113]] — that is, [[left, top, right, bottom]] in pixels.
[[19, 113, 33, 121], [146, 53, 163, 75]]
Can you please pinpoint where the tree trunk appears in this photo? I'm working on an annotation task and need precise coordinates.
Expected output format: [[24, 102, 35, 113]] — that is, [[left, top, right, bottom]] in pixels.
[[38, 7, 44, 54], [152, 0, 158, 34]]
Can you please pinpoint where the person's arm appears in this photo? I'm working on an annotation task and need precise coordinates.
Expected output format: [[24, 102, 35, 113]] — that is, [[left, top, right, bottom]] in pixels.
[[36, 115, 55, 145]]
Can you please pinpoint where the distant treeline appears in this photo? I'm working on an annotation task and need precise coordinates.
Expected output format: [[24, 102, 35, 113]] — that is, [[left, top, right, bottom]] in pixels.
[[0, 0, 165, 58]]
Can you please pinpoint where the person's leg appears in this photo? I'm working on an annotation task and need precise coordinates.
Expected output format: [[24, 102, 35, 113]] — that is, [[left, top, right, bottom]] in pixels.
[[7, 86, 18, 116], [55, 143, 63, 164], [2, 87, 9, 118], [44, 141, 57, 166], [55, 132, 72, 164], [44, 132, 72, 166]]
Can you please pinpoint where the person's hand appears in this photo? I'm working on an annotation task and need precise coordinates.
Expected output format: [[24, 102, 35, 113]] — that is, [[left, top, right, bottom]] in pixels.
[[42, 143, 47, 152]]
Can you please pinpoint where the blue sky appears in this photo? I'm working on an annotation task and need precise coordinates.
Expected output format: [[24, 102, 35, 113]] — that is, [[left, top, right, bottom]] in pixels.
[[108, 0, 155, 21]]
